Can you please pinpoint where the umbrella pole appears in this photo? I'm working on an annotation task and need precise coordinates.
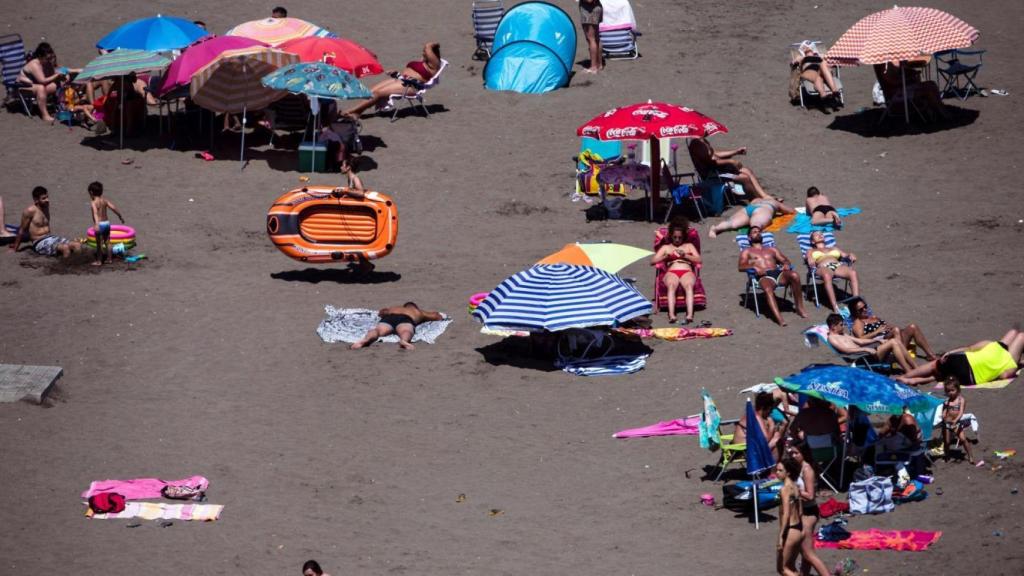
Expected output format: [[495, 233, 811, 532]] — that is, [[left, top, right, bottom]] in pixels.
[[240, 105, 247, 169], [901, 64, 909, 123], [753, 474, 760, 530], [649, 135, 660, 222], [119, 78, 125, 150]]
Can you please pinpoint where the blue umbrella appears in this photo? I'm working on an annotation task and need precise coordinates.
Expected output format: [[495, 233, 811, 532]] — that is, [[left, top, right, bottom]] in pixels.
[[744, 398, 775, 529], [260, 62, 372, 100], [472, 264, 652, 332], [98, 15, 210, 52], [775, 365, 942, 418]]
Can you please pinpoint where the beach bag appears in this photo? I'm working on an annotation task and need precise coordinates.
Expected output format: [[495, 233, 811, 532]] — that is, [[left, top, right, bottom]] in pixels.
[[848, 476, 894, 515], [162, 484, 205, 501], [88, 492, 126, 514], [817, 519, 852, 542]]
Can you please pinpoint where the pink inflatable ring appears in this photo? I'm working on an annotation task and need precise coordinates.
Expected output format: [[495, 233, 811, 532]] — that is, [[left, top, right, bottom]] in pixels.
[[87, 224, 136, 240], [469, 292, 489, 307]]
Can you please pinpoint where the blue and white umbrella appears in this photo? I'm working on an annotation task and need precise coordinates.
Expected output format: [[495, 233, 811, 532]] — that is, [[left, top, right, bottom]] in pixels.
[[472, 264, 652, 332], [745, 398, 775, 530]]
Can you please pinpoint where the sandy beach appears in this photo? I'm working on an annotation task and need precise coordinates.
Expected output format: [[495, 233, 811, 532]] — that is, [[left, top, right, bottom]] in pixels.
[[2, 1, 1024, 574]]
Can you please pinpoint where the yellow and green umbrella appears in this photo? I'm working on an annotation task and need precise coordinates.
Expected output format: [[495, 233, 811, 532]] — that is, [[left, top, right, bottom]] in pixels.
[[536, 242, 652, 274]]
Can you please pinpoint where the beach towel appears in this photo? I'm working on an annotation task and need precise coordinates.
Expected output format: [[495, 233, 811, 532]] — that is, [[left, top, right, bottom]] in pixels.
[[819, 497, 850, 518], [86, 502, 223, 522], [815, 529, 941, 551], [81, 476, 209, 500], [614, 327, 732, 341], [480, 326, 532, 338], [613, 416, 701, 438], [763, 212, 796, 233], [556, 354, 648, 376], [786, 207, 862, 234], [317, 306, 453, 344]]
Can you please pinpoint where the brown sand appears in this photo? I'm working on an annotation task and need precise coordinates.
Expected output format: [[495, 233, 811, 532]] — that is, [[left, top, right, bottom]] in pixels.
[[2, 0, 1024, 574]]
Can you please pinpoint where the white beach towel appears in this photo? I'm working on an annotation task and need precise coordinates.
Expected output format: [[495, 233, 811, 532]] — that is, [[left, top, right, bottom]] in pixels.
[[316, 306, 453, 344]]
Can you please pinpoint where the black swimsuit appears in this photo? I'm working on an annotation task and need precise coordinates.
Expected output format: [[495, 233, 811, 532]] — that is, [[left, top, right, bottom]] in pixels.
[[379, 314, 414, 329], [812, 204, 836, 216]]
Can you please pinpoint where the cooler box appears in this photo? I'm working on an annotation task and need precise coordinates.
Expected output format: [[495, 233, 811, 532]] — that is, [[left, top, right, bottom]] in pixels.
[[298, 142, 328, 173]]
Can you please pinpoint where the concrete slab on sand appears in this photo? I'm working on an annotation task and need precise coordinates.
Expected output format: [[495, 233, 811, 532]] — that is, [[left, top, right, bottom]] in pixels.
[[0, 364, 63, 404]]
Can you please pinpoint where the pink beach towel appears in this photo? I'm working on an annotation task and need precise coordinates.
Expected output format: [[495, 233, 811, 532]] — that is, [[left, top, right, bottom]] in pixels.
[[614, 416, 701, 438], [815, 529, 942, 551], [81, 476, 209, 500], [615, 327, 733, 341]]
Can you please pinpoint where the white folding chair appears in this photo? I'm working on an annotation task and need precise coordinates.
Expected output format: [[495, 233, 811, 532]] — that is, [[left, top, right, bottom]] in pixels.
[[382, 59, 448, 122]]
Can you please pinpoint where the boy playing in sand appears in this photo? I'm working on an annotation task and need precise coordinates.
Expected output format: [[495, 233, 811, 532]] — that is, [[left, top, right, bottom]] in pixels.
[[88, 181, 124, 266]]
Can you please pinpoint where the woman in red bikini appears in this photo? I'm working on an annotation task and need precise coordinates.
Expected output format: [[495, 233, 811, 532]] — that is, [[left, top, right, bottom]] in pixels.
[[344, 42, 441, 119], [651, 219, 701, 324]]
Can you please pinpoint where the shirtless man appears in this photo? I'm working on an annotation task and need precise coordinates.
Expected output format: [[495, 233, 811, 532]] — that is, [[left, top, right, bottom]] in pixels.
[[9, 187, 81, 259], [351, 302, 444, 350], [804, 186, 841, 228], [734, 392, 783, 454], [737, 226, 807, 326], [688, 136, 773, 201], [825, 313, 916, 373]]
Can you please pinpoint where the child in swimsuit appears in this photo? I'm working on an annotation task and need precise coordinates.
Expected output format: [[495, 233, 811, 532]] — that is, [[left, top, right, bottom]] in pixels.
[[941, 380, 978, 465], [88, 181, 125, 266]]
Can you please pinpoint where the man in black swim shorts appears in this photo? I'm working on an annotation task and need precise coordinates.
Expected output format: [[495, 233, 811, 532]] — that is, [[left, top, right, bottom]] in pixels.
[[351, 302, 444, 351]]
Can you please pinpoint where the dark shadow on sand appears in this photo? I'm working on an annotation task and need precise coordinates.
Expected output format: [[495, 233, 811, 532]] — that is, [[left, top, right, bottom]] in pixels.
[[374, 103, 447, 121], [826, 105, 979, 137], [270, 268, 401, 284], [475, 338, 561, 372]]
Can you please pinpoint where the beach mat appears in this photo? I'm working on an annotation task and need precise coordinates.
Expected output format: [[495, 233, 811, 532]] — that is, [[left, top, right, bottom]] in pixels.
[[82, 476, 209, 500], [614, 327, 732, 341], [815, 529, 941, 551], [614, 416, 701, 438], [317, 306, 453, 344], [785, 207, 862, 234], [86, 502, 223, 521]]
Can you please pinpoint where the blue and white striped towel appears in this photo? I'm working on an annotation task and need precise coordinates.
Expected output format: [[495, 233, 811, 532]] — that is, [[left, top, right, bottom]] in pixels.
[[556, 354, 649, 376]]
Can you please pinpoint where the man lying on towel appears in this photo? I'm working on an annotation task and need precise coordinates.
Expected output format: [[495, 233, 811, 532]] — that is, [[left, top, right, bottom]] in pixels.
[[351, 302, 444, 351]]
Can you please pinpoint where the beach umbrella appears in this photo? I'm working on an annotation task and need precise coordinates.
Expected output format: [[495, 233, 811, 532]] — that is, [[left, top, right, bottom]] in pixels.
[[744, 398, 775, 530], [157, 35, 268, 96], [74, 49, 171, 149], [472, 264, 652, 332], [775, 365, 942, 417], [190, 46, 298, 166], [97, 14, 210, 52], [825, 6, 979, 122], [536, 242, 653, 274], [277, 37, 384, 77], [576, 101, 727, 221], [226, 18, 335, 47], [261, 62, 371, 170]]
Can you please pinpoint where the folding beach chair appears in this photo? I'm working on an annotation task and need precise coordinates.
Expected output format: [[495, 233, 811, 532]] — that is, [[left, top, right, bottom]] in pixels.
[[267, 94, 313, 148], [934, 48, 985, 101], [382, 59, 449, 122], [789, 40, 844, 110], [735, 232, 792, 319], [599, 0, 640, 60], [802, 325, 893, 373], [681, 141, 744, 216], [653, 226, 706, 313], [661, 158, 705, 222], [0, 34, 32, 115], [805, 433, 841, 493], [699, 388, 746, 482], [796, 232, 852, 309], [471, 0, 505, 60]]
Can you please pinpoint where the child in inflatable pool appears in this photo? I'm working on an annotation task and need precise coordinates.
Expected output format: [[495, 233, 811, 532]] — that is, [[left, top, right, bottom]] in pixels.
[[88, 181, 125, 266], [351, 302, 445, 351]]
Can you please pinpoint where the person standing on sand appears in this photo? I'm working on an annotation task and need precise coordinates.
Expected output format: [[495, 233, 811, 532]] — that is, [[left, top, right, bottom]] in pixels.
[[351, 302, 445, 350], [579, 1, 603, 74], [87, 181, 125, 266], [9, 186, 82, 259]]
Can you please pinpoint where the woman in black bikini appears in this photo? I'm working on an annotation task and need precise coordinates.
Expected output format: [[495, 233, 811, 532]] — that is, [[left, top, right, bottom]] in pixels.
[[848, 297, 938, 361], [344, 42, 441, 119], [804, 186, 841, 228], [796, 43, 839, 110], [788, 442, 833, 576], [650, 218, 701, 324], [777, 457, 804, 576]]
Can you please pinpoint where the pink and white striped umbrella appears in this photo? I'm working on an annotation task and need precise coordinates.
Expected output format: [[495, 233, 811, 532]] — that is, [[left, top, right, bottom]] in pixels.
[[826, 6, 979, 66]]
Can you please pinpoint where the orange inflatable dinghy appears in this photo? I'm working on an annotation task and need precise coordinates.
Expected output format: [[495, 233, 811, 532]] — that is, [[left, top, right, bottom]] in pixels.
[[267, 186, 398, 263]]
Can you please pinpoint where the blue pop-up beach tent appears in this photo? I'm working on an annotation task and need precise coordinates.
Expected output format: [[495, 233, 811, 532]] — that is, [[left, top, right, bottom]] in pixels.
[[483, 1, 576, 94]]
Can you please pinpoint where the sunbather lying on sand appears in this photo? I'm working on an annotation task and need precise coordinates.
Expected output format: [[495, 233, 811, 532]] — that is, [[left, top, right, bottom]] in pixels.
[[805, 186, 842, 227], [896, 329, 1024, 386], [708, 198, 794, 238], [351, 302, 444, 350]]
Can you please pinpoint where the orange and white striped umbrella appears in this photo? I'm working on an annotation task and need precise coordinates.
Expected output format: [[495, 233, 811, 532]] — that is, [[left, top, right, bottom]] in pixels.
[[826, 6, 979, 66], [190, 46, 298, 113], [226, 17, 333, 47]]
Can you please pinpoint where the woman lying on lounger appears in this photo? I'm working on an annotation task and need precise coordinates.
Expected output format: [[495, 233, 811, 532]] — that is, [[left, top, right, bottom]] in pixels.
[[805, 230, 859, 312], [707, 197, 794, 238], [344, 42, 441, 119]]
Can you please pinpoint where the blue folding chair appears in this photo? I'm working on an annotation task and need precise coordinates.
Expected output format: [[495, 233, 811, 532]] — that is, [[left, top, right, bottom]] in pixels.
[[0, 34, 32, 116], [601, 28, 641, 60], [934, 48, 985, 101], [736, 232, 792, 318], [471, 0, 505, 60]]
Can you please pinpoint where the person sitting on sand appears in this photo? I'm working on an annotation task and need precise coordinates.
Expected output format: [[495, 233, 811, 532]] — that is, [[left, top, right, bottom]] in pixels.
[[873, 409, 925, 476], [804, 186, 842, 228], [351, 302, 444, 350], [793, 42, 840, 111], [9, 186, 81, 259], [874, 61, 950, 122], [302, 560, 329, 576], [733, 392, 783, 452], [737, 226, 807, 326], [318, 101, 361, 174], [897, 329, 1024, 387], [848, 296, 938, 361], [343, 42, 441, 119], [87, 181, 124, 266], [805, 231, 858, 312], [687, 136, 774, 201], [708, 197, 793, 238], [826, 313, 916, 373], [651, 217, 701, 324], [776, 456, 804, 576], [16, 42, 70, 123]]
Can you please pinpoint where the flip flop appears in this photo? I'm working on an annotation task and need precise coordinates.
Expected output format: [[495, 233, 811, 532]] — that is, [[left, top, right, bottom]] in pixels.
[[974, 460, 986, 467]]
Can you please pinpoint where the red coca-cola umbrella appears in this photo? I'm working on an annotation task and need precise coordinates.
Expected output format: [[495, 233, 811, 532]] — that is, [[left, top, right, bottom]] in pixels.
[[576, 101, 727, 220], [277, 37, 383, 77]]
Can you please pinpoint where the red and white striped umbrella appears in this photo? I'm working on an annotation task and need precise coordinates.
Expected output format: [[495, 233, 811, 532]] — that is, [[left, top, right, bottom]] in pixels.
[[826, 6, 979, 66]]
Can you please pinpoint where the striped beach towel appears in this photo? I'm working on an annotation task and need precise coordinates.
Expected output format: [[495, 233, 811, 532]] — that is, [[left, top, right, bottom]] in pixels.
[[556, 354, 648, 376], [86, 502, 223, 521]]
